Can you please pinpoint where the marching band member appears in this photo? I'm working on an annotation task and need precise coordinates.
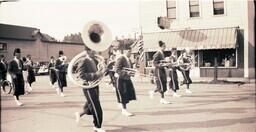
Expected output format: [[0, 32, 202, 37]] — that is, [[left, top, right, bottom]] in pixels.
[[0, 55, 8, 93], [74, 47, 105, 132], [106, 53, 116, 89], [167, 48, 181, 97], [114, 49, 136, 116], [149, 41, 170, 104], [178, 49, 193, 94], [48, 56, 57, 88], [24, 54, 36, 92], [8, 48, 25, 106], [55, 50, 67, 97]]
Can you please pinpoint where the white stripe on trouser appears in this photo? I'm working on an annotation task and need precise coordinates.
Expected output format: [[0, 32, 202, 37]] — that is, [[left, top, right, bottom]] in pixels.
[[171, 71, 176, 90], [157, 69, 163, 92], [87, 90, 100, 127], [116, 77, 123, 102]]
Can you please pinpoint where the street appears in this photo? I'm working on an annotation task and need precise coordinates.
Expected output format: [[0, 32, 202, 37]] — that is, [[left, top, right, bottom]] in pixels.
[[1, 76, 256, 132]]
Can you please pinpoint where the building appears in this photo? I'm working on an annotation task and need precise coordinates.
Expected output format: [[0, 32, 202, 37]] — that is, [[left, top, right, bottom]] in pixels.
[[139, 0, 255, 79], [0, 23, 110, 64]]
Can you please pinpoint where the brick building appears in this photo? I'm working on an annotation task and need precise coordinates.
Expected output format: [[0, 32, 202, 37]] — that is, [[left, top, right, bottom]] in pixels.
[[0, 23, 109, 63]]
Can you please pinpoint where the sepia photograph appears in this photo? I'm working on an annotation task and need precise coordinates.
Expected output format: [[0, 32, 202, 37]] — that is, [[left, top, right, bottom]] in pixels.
[[0, 0, 255, 132]]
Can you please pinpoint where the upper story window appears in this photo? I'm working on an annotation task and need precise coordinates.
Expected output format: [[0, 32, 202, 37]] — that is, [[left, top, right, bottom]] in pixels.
[[189, 0, 200, 17], [213, 0, 224, 15], [166, 0, 176, 20]]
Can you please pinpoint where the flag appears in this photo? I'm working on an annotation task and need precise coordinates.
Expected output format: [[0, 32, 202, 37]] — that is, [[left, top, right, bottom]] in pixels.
[[136, 38, 144, 62]]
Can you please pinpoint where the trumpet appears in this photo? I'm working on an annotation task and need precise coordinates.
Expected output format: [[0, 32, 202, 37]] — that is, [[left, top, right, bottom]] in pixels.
[[159, 60, 191, 67], [121, 67, 153, 78], [67, 20, 112, 89]]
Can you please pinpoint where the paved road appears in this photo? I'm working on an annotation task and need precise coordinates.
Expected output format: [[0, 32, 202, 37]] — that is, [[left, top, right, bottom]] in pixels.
[[1, 76, 256, 132]]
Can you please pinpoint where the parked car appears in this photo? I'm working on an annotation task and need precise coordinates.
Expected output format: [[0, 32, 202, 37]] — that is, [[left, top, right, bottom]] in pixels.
[[34, 61, 49, 75], [37, 65, 49, 75]]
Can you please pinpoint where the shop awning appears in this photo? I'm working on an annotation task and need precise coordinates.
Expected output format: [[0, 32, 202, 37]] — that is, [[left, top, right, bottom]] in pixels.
[[143, 27, 238, 51]]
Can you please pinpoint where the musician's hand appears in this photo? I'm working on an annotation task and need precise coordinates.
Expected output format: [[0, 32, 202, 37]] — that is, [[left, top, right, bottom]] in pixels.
[[12, 74, 17, 79], [96, 71, 104, 77]]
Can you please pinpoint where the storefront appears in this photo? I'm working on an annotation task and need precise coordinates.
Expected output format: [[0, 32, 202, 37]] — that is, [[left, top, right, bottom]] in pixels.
[[142, 27, 242, 78]]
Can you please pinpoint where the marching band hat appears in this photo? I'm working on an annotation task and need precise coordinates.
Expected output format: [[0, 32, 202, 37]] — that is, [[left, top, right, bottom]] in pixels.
[[59, 50, 64, 55], [158, 41, 165, 47], [13, 48, 21, 56]]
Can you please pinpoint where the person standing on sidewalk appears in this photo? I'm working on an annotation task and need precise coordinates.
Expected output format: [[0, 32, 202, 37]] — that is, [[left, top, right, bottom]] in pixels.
[[114, 49, 137, 116], [178, 49, 193, 94], [8, 48, 25, 106], [149, 41, 170, 104], [55, 50, 67, 97], [74, 48, 105, 132]]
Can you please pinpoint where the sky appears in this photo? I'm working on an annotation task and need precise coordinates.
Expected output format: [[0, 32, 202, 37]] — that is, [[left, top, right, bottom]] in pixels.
[[0, 0, 140, 41]]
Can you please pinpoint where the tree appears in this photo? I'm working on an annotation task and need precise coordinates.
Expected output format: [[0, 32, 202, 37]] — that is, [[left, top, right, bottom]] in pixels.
[[62, 32, 83, 43]]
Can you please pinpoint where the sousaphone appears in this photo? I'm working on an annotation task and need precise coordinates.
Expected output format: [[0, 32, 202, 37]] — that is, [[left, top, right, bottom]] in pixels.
[[67, 20, 112, 89]]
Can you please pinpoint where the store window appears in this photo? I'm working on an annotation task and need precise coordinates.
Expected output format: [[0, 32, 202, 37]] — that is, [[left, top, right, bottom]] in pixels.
[[200, 49, 236, 67], [213, 0, 224, 15], [166, 0, 176, 20], [189, 0, 200, 17], [0, 43, 7, 51]]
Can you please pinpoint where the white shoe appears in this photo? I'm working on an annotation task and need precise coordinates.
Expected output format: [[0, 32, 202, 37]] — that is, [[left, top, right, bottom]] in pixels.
[[160, 98, 170, 104], [165, 90, 171, 95], [16, 101, 23, 106], [112, 87, 116, 91], [60, 93, 65, 97], [186, 89, 192, 94], [173, 92, 181, 97], [56, 88, 60, 95], [28, 87, 33, 92], [93, 127, 106, 132], [74, 112, 80, 123], [122, 109, 134, 116], [148, 90, 154, 99], [118, 103, 123, 109]]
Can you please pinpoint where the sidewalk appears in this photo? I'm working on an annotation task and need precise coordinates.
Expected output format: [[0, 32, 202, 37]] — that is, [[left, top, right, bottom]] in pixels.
[[129, 75, 255, 84]]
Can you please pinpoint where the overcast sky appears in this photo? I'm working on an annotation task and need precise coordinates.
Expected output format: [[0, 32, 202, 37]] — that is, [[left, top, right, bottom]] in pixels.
[[0, 0, 140, 40]]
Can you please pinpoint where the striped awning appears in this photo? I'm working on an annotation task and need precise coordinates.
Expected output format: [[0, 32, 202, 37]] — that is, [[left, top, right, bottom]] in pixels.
[[143, 27, 238, 51]]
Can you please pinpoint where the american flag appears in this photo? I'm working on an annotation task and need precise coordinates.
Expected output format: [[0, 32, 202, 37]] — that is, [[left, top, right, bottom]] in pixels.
[[131, 38, 144, 62]]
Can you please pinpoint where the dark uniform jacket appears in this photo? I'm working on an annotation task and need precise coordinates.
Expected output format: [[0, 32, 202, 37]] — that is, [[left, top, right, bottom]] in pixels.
[[8, 59, 25, 96], [153, 50, 167, 82], [55, 58, 67, 88], [0, 61, 7, 81], [115, 55, 136, 104], [24, 60, 36, 84], [48, 62, 57, 84], [153, 50, 167, 93]]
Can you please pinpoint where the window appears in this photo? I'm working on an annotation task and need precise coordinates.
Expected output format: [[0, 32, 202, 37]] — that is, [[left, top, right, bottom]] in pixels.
[[200, 49, 236, 67], [213, 0, 224, 15], [166, 0, 176, 20], [189, 0, 200, 17], [0, 43, 7, 51]]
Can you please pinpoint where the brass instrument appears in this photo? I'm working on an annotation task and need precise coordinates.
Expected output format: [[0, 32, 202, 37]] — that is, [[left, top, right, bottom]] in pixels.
[[121, 67, 153, 78], [67, 20, 112, 89]]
